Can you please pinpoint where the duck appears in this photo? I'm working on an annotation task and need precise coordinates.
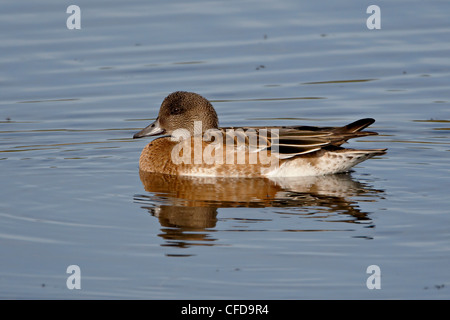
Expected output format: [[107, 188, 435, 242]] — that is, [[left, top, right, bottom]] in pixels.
[[133, 91, 386, 177]]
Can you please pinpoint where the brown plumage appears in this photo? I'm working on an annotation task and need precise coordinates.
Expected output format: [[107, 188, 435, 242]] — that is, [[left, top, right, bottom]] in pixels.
[[133, 91, 386, 177]]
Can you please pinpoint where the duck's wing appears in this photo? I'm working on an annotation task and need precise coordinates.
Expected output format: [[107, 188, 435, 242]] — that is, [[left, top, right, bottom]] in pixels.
[[219, 118, 380, 159], [265, 128, 333, 159]]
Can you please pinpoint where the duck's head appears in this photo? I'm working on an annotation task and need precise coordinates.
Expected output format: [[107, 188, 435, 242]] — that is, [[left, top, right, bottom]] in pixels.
[[133, 91, 219, 139]]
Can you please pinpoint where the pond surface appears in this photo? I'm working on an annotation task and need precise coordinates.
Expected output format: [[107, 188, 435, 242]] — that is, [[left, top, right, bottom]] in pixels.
[[1, 0, 449, 299]]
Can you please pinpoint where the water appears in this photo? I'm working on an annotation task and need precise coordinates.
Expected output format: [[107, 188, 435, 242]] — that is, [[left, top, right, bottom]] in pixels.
[[1, 0, 449, 299]]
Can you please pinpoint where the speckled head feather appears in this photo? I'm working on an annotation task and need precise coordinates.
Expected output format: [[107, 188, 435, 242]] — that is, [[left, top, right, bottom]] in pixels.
[[157, 91, 219, 136]]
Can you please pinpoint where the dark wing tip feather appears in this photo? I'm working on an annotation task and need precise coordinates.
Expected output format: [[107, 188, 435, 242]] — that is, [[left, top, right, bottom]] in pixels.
[[343, 118, 375, 133]]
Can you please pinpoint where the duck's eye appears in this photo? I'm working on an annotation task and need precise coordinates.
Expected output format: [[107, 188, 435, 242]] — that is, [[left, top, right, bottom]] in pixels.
[[171, 106, 184, 115]]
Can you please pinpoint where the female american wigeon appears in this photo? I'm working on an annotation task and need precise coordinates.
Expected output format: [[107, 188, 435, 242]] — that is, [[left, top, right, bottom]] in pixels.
[[133, 91, 386, 177]]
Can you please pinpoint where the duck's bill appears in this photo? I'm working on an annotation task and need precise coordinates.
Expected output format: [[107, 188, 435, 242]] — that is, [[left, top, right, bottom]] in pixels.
[[133, 118, 165, 139]]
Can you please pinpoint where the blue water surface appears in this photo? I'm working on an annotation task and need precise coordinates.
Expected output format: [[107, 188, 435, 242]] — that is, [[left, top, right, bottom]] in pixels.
[[1, 0, 449, 299]]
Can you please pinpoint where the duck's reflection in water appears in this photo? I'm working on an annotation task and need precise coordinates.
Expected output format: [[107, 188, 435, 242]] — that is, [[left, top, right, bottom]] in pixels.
[[134, 171, 384, 249]]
